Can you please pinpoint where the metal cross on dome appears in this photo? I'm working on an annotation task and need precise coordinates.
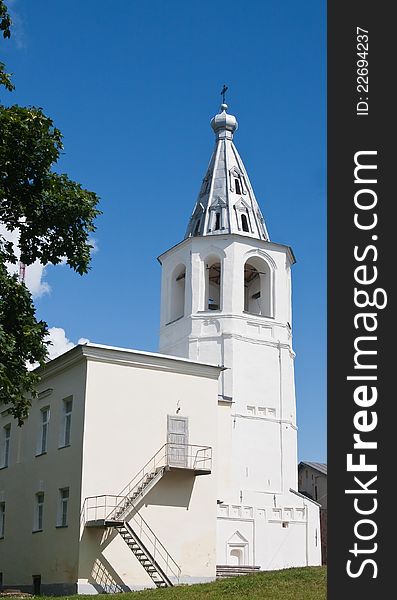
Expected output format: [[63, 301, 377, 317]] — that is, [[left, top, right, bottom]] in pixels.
[[221, 84, 228, 104]]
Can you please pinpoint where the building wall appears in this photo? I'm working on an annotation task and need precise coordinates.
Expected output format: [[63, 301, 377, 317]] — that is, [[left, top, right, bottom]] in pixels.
[[159, 234, 321, 570], [298, 466, 327, 509], [216, 493, 321, 569], [78, 350, 220, 592], [159, 236, 298, 495], [0, 359, 87, 594]]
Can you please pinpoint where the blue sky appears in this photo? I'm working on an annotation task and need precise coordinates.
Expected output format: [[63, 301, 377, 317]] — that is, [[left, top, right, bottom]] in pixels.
[[3, 0, 326, 462]]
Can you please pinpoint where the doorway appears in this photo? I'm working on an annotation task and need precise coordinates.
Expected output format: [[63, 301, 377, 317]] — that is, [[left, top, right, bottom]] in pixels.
[[32, 575, 41, 595], [167, 416, 188, 467]]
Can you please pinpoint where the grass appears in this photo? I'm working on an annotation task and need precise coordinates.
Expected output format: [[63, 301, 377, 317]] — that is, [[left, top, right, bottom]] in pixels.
[[29, 566, 326, 600]]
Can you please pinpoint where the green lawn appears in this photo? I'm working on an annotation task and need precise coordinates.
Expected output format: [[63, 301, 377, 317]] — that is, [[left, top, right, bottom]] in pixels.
[[31, 567, 327, 600]]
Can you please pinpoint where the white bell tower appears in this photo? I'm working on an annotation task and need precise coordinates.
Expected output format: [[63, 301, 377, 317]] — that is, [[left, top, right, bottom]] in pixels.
[[158, 102, 320, 569]]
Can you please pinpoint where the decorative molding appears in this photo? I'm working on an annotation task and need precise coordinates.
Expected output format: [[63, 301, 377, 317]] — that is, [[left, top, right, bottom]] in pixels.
[[234, 197, 250, 212], [244, 248, 278, 271], [199, 245, 227, 261], [209, 196, 227, 210], [38, 388, 53, 400], [290, 488, 322, 508], [232, 413, 298, 430]]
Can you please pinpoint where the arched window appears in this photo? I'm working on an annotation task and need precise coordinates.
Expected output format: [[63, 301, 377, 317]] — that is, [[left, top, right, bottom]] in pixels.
[[241, 213, 249, 232], [229, 548, 243, 566], [235, 178, 242, 195], [170, 265, 186, 322], [214, 212, 221, 231], [193, 219, 201, 236], [244, 257, 272, 316], [205, 258, 221, 311]]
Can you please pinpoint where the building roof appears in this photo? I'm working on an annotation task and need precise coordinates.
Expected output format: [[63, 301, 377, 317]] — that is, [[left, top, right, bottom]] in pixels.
[[184, 103, 269, 241], [299, 462, 327, 476]]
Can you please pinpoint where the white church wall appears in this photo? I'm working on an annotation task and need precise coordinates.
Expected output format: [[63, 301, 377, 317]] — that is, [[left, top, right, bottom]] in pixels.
[[216, 402, 233, 501], [78, 349, 220, 591], [306, 498, 322, 564], [231, 416, 283, 501], [216, 495, 321, 570], [216, 518, 254, 566], [231, 339, 280, 411], [0, 357, 87, 594], [157, 227, 320, 571]]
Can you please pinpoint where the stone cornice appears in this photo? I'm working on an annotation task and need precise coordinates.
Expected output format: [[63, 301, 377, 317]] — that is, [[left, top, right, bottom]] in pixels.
[[233, 413, 298, 430], [157, 234, 295, 265], [37, 343, 223, 382], [188, 332, 294, 354]]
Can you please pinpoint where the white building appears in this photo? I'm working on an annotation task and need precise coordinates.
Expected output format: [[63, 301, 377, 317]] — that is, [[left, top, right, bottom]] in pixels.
[[298, 462, 327, 509], [0, 103, 321, 595]]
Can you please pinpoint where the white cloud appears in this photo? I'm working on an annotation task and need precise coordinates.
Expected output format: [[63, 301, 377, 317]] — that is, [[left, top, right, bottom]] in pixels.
[[1, 225, 51, 298], [46, 328, 90, 361], [46, 327, 75, 360], [88, 237, 99, 254], [1, 226, 99, 299], [26, 328, 90, 371], [24, 262, 51, 297], [8, 1, 28, 50]]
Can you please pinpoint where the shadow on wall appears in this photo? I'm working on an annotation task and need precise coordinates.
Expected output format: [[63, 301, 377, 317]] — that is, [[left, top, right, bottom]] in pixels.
[[90, 556, 128, 593], [142, 469, 196, 509], [78, 471, 196, 590], [79, 527, 128, 591]]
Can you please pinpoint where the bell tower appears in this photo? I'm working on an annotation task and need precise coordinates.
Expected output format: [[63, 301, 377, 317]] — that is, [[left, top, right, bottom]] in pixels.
[[158, 102, 299, 509]]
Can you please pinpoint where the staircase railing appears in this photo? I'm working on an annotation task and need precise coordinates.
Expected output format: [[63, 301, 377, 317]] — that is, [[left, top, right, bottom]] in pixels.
[[82, 496, 181, 583], [85, 444, 211, 524], [115, 444, 168, 506], [80, 444, 212, 586], [81, 444, 212, 525], [116, 443, 212, 500], [123, 512, 181, 583]]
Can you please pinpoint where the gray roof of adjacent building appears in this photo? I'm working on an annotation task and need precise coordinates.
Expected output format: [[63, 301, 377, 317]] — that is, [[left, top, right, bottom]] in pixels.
[[299, 461, 327, 476]]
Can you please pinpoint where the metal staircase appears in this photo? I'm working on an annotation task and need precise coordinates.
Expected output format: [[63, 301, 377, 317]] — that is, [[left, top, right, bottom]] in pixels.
[[108, 466, 165, 522], [82, 443, 212, 588], [111, 520, 175, 588]]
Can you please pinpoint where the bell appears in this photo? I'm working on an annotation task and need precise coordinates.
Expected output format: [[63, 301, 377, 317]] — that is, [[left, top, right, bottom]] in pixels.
[[208, 298, 219, 310]]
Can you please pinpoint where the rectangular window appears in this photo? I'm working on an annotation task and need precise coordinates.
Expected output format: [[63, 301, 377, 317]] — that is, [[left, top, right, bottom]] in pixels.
[[1, 425, 10, 468], [33, 493, 44, 532], [0, 502, 5, 538], [60, 397, 73, 448], [37, 407, 50, 455], [58, 488, 69, 527]]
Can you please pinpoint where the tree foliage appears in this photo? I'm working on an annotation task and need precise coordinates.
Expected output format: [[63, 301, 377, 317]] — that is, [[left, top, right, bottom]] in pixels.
[[0, 0, 13, 91], [0, 1, 100, 424]]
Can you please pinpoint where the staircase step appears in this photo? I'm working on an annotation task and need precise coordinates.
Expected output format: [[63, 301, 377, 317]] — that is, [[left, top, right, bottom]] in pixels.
[[216, 565, 261, 579]]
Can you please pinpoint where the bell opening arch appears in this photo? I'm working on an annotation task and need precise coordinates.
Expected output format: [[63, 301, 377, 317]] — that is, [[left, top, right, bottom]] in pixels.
[[169, 263, 186, 322], [243, 254, 274, 317]]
